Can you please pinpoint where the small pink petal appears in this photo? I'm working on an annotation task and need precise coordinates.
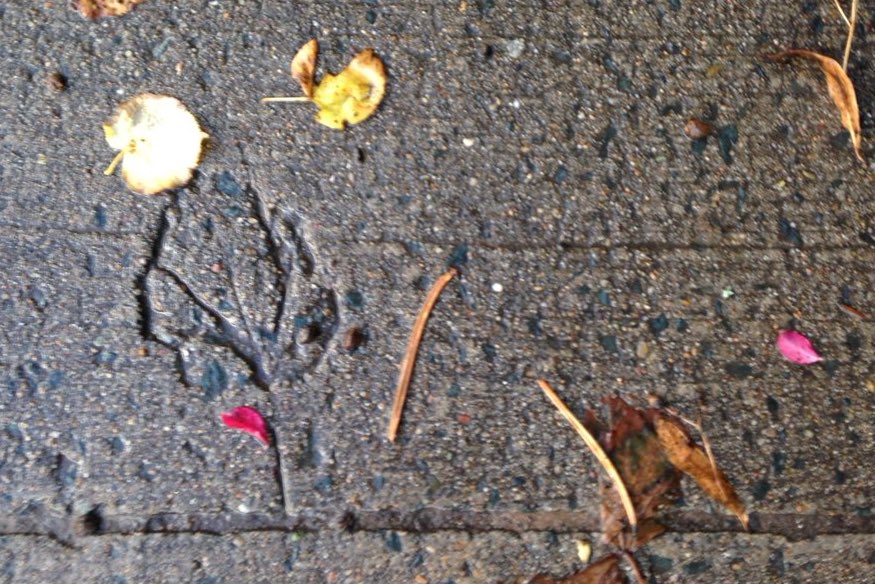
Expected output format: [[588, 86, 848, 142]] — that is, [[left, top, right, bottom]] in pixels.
[[221, 406, 270, 446], [776, 330, 822, 365]]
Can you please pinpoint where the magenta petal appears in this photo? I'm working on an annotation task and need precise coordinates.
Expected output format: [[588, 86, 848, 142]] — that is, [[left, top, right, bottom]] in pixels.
[[776, 330, 823, 365], [221, 406, 270, 446]]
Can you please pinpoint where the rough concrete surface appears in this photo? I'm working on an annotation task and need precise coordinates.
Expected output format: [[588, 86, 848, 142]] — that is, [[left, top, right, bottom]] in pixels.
[[2, 0, 875, 582]]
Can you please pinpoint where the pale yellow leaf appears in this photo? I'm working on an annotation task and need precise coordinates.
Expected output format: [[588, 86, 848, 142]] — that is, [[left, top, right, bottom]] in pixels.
[[103, 93, 208, 195]]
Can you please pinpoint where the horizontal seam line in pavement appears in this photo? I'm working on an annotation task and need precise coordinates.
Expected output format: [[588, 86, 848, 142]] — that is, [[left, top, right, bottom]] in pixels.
[[6, 509, 875, 543], [331, 239, 875, 254], [2, 225, 875, 254]]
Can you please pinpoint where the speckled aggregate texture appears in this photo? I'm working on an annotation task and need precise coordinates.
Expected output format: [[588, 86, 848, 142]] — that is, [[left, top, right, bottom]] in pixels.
[[2, 0, 875, 581]]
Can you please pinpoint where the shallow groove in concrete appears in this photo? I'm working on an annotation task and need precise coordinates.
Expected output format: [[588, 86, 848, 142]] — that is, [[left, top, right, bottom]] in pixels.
[[4, 507, 875, 545]]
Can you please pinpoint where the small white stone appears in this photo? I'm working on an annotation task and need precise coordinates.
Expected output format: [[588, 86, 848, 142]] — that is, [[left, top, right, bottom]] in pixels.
[[462, 138, 475, 147], [491, 283, 503, 293], [506, 38, 525, 59]]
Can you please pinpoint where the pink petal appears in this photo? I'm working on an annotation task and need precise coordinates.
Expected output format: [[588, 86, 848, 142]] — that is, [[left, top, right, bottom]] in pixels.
[[220, 406, 270, 446], [776, 330, 823, 365]]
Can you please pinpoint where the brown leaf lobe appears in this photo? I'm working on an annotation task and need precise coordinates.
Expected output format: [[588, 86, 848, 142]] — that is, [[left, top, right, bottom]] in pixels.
[[526, 554, 627, 584], [291, 38, 318, 98], [653, 413, 749, 529]]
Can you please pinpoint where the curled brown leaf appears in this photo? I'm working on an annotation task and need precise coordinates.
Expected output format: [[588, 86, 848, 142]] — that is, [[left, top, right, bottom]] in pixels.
[[599, 397, 680, 550], [768, 50, 863, 162], [652, 413, 749, 529], [291, 38, 318, 98]]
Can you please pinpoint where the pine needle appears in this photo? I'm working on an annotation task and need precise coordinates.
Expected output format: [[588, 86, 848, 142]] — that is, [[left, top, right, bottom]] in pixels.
[[842, 0, 857, 71], [387, 267, 458, 442], [536, 379, 638, 529], [833, 0, 850, 26]]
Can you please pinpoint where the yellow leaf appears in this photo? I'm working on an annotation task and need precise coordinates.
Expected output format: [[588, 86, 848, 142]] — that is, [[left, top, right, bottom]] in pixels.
[[262, 41, 387, 130], [312, 49, 386, 129], [103, 93, 208, 195], [768, 50, 863, 162]]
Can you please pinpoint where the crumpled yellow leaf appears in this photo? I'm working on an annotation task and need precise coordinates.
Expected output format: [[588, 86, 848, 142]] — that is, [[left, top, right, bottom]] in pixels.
[[262, 40, 386, 130], [312, 49, 386, 129], [768, 50, 863, 162], [103, 93, 208, 195]]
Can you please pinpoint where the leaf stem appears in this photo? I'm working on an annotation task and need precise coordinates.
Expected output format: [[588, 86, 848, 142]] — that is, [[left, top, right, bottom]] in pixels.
[[260, 96, 312, 103], [103, 150, 125, 175], [269, 391, 294, 516], [536, 379, 638, 529], [622, 551, 648, 584], [387, 267, 458, 442]]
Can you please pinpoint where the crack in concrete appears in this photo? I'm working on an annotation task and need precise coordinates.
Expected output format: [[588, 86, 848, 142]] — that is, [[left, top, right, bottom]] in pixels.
[[6, 507, 875, 546]]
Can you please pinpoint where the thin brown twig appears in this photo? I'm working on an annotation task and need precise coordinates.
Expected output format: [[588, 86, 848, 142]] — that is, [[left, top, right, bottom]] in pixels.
[[536, 379, 637, 529], [622, 551, 648, 584], [838, 302, 868, 320], [842, 0, 857, 71], [387, 267, 458, 442]]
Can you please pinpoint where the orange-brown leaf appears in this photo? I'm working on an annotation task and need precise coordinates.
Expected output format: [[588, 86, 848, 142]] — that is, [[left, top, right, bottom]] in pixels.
[[526, 554, 627, 584], [76, 0, 144, 18], [291, 39, 318, 98], [769, 50, 863, 162], [653, 413, 749, 529]]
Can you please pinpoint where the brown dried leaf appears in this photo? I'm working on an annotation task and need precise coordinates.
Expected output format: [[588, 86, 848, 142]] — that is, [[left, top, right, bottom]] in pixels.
[[599, 397, 681, 550], [526, 554, 627, 584], [76, 0, 144, 18], [653, 413, 749, 529], [291, 38, 318, 98], [769, 50, 863, 162]]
